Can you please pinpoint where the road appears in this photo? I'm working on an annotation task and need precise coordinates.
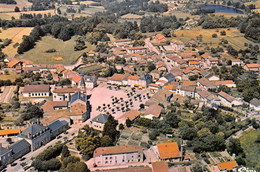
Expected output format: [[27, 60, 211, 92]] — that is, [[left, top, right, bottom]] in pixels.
[[0, 86, 16, 103]]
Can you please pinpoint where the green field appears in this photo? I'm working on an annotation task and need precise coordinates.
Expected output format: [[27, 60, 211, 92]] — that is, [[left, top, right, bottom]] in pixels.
[[77, 64, 106, 74], [21, 36, 96, 65], [239, 129, 260, 170]]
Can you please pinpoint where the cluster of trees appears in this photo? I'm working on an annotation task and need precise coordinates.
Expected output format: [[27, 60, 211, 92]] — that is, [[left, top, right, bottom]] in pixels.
[[0, 0, 16, 4], [181, 106, 249, 153], [74, 36, 86, 51], [199, 15, 243, 29], [0, 38, 12, 49], [14, 103, 43, 125], [140, 15, 182, 33], [237, 72, 260, 102], [29, 0, 56, 11], [75, 115, 119, 160], [66, 7, 77, 13], [239, 13, 260, 43], [19, 13, 51, 19], [102, 0, 167, 17], [211, 65, 244, 81], [32, 143, 89, 171]]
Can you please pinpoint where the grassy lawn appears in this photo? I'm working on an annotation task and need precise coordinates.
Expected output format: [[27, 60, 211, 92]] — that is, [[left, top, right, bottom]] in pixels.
[[239, 129, 260, 169], [77, 64, 106, 74], [0, 71, 20, 82], [21, 36, 96, 65], [0, 27, 33, 57]]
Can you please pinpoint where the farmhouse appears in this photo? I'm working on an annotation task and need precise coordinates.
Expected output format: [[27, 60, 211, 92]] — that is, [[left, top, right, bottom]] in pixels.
[[218, 91, 243, 107], [93, 145, 143, 167], [108, 73, 130, 86], [244, 64, 260, 73], [23, 85, 50, 97]]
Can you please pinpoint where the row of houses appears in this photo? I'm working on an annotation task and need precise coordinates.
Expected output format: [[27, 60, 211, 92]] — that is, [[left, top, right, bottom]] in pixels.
[[92, 142, 238, 172], [0, 120, 68, 166]]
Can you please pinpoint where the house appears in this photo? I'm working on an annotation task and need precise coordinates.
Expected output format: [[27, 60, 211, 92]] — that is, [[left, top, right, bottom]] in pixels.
[[150, 70, 162, 81], [89, 114, 108, 131], [41, 101, 68, 112], [108, 73, 130, 86], [88, 50, 95, 57], [68, 91, 88, 111], [244, 64, 260, 73], [197, 78, 217, 90], [166, 54, 186, 66], [127, 47, 147, 54], [7, 59, 21, 68], [163, 82, 179, 93], [20, 59, 34, 67], [155, 34, 167, 43], [217, 160, 238, 172], [143, 104, 163, 120], [205, 73, 220, 81], [171, 39, 185, 51], [118, 109, 139, 123], [82, 75, 98, 89], [155, 142, 181, 162], [145, 89, 173, 107], [152, 161, 169, 172], [149, 83, 161, 93], [176, 85, 196, 98], [53, 88, 82, 101], [19, 124, 51, 151], [63, 69, 78, 79], [48, 120, 69, 138], [178, 52, 196, 60], [158, 73, 175, 84], [218, 91, 243, 107], [23, 85, 50, 97], [231, 59, 242, 66], [71, 75, 82, 87], [93, 145, 143, 167], [213, 80, 236, 88], [0, 144, 12, 165], [250, 98, 260, 111], [189, 61, 201, 67], [195, 89, 220, 108], [9, 139, 31, 161], [114, 39, 132, 47], [207, 57, 218, 66]]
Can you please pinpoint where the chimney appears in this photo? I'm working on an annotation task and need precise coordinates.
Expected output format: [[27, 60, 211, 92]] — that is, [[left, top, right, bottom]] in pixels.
[[27, 132, 30, 139]]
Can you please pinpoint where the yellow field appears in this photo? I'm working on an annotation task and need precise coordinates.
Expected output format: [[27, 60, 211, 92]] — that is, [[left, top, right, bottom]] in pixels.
[[0, 27, 33, 57], [121, 14, 143, 19], [0, 0, 32, 12], [245, 0, 260, 9], [174, 27, 254, 50], [214, 12, 246, 18], [0, 10, 55, 20], [21, 36, 96, 65]]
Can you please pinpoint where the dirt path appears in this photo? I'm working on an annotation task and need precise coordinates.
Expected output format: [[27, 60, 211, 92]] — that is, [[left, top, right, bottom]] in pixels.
[[0, 86, 16, 103]]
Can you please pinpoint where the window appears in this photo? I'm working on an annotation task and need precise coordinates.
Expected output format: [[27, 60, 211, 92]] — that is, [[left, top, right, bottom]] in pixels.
[[65, 96, 67, 98], [45, 93, 47, 96], [110, 157, 112, 159], [54, 96, 56, 98], [105, 157, 108, 160], [105, 161, 108, 164], [122, 159, 124, 162], [138, 155, 140, 157]]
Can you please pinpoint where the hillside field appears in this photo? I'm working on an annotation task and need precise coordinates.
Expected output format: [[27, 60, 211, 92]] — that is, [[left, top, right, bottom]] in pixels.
[[0, 27, 33, 57], [174, 27, 255, 50], [21, 36, 96, 65], [0, 10, 55, 20], [0, 0, 32, 12]]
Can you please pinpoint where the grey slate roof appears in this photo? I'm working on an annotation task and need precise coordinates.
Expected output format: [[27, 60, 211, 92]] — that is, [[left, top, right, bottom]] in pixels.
[[84, 75, 97, 83], [69, 91, 87, 105], [9, 139, 31, 154], [0, 146, 10, 155], [164, 73, 175, 82], [92, 114, 108, 124], [21, 124, 48, 139], [48, 120, 68, 132], [250, 98, 260, 107]]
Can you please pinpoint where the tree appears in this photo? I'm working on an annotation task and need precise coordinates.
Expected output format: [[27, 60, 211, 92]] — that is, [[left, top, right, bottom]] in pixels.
[[147, 62, 156, 72], [149, 129, 159, 140], [126, 118, 132, 127], [165, 111, 180, 128], [212, 33, 218, 38], [61, 145, 71, 160], [119, 123, 124, 130], [63, 161, 90, 172], [14, 6, 20, 12], [74, 36, 86, 51], [101, 135, 113, 147], [197, 128, 212, 138], [102, 115, 119, 142], [139, 104, 145, 109], [227, 138, 244, 156], [179, 126, 197, 140]]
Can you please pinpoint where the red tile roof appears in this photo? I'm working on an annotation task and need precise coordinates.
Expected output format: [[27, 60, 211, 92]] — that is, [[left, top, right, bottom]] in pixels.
[[217, 161, 238, 171], [152, 161, 169, 172], [0, 128, 24, 136], [246, 64, 260, 68], [144, 104, 163, 118], [128, 75, 140, 81], [53, 88, 82, 93], [157, 142, 181, 159], [94, 145, 143, 157], [7, 59, 20, 68], [72, 75, 82, 83], [109, 73, 130, 81], [23, 85, 50, 93]]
